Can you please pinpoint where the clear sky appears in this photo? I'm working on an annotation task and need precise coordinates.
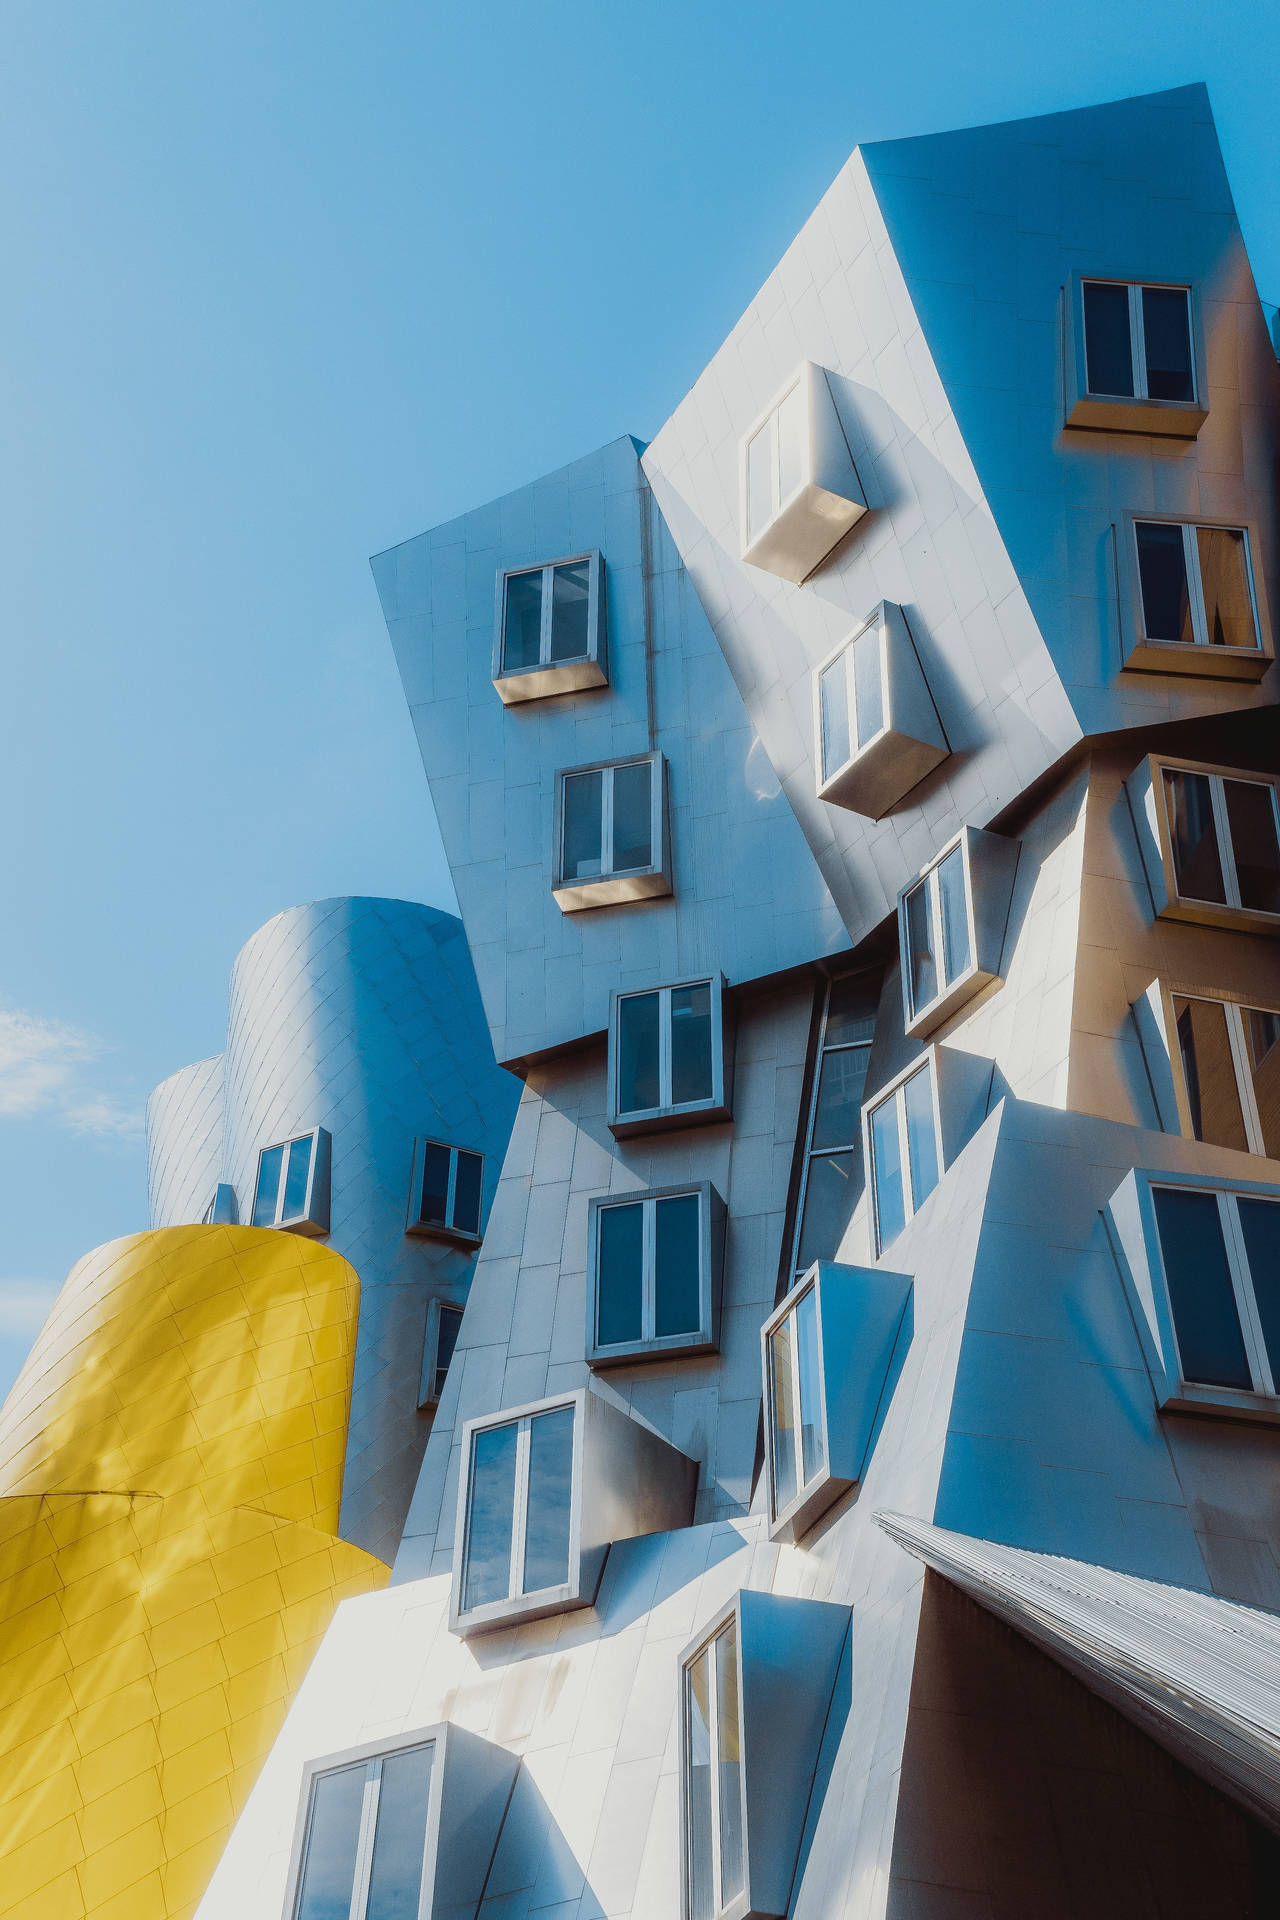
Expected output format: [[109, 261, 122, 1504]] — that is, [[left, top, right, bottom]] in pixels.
[[0, 0, 1276, 1395]]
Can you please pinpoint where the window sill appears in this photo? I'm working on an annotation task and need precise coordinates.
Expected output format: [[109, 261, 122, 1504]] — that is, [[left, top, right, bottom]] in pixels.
[[493, 656, 608, 705], [743, 480, 867, 585], [587, 1327, 718, 1369], [1122, 639, 1271, 682], [450, 1561, 604, 1639], [1065, 393, 1208, 438], [552, 866, 673, 914], [770, 1468, 855, 1546], [608, 1095, 732, 1140], [405, 1218, 482, 1249], [1157, 897, 1280, 939], [277, 1215, 329, 1239], [819, 729, 949, 821], [904, 962, 998, 1041], [1160, 1383, 1280, 1425]]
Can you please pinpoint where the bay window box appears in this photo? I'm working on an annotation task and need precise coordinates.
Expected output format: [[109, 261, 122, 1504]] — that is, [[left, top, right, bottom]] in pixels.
[[608, 974, 732, 1136], [492, 550, 607, 703], [1121, 513, 1269, 679], [419, 1298, 464, 1408], [739, 362, 867, 584], [814, 602, 949, 819], [586, 1181, 725, 1366], [406, 1137, 486, 1246], [250, 1127, 331, 1237], [1126, 756, 1280, 935], [1065, 273, 1208, 436], [898, 826, 1019, 1037], [552, 751, 672, 911]]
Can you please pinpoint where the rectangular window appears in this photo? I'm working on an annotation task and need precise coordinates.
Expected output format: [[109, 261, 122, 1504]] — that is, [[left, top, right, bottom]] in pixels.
[[500, 555, 594, 671], [250, 1129, 327, 1233], [1152, 1184, 1280, 1396], [902, 844, 974, 1024], [421, 1299, 464, 1407], [1173, 995, 1280, 1161], [817, 621, 886, 784], [767, 1277, 827, 1519], [1163, 768, 1280, 918], [867, 1062, 941, 1254], [609, 975, 730, 1134], [292, 1740, 434, 1920], [1135, 520, 1260, 654], [588, 1182, 722, 1364], [790, 973, 878, 1280], [460, 1402, 576, 1615], [683, 1618, 746, 1920], [1083, 280, 1194, 403], [745, 380, 807, 545], [552, 751, 671, 911], [407, 1137, 485, 1243]]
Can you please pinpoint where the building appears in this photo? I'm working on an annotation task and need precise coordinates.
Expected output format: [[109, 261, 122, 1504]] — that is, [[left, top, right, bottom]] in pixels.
[[6, 78, 1280, 1920]]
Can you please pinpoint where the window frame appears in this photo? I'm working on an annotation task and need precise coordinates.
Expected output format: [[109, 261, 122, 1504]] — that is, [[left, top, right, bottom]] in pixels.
[[419, 1296, 465, 1408], [491, 549, 608, 704], [863, 1056, 944, 1257], [607, 972, 732, 1137], [1158, 984, 1280, 1161], [1064, 270, 1208, 437], [786, 971, 879, 1285], [897, 826, 1018, 1038], [1119, 510, 1270, 679], [250, 1126, 330, 1237], [201, 1183, 237, 1226], [405, 1136, 486, 1247], [585, 1180, 725, 1367], [283, 1727, 442, 1920], [679, 1606, 749, 1920], [551, 749, 673, 912], [763, 1270, 831, 1536], [451, 1390, 587, 1635], [1130, 754, 1280, 936], [737, 360, 867, 585]]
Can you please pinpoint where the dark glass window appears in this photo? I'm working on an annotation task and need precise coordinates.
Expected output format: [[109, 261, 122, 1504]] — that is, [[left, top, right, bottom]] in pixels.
[[614, 979, 721, 1123], [1083, 280, 1134, 396], [671, 984, 713, 1107], [431, 1303, 463, 1402], [1082, 280, 1194, 404], [419, 1143, 452, 1226], [501, 557, 596, 674], [1224, 779, 1280, 914], [562, 770, 604, 882], [1165, 769, 1226, 904], [502, 569, 544, 671], [413, 1140, 485, 1241], [1152, 1187, 1251, 1390], [597, 1201, 645, 1348], [594, 1188, 707, 1353], [1136, 522, 1193, 644], [558, 757, 657, 890], [1238, 1198, 1280, 1383], [654, 1192, 701, 1337], [617, 990, 662, 1116], [452, 1151, 484, 1238], [548, 559, 591, 661], [611, 760, 653, 873], [1141, 286, 1194, 402], [790, 973, 877, 1279], [1174, 997, 1248, 1153]]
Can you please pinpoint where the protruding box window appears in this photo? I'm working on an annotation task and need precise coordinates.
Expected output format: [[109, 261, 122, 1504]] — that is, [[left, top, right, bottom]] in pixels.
[[680, 1590, 850, 1920], [552, 751, 672, 912], [250, 1127, 330, 1237], [451, 1386, 696, 1636], [815, 604, 948, 819], [865, 1059, 941, 1256], [1065, 274, 1207, 436], [763, 1261, 911, 1543], [491, 550, 607, 704], [787, 972, 879, 1285], [1136, 983, 1280, 1161], [898, 826, 1018, 1037], [586, 1181, 725, 1366], [419, 1297, 464, 1408], [1121, 514, 1269, 679], [740, 362, 867, 584], [608, 974, 732, 1136], [201, 1183, 237, 1226], [1125, 756, 1280, 936], [406, 1137, 485, 1246]]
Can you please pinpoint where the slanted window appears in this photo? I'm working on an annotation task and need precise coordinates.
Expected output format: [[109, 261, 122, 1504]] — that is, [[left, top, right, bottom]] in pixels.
[[1083, 281, 1194, 403], [902, 846, 972, 1025], [898, 828, 1017, 1037], [683, 1616, 746, 1920], [291, 1739, 434, 1920], [609, 975, 731, 1136], [1133, 520, 1261, 656], [739, 362, 867, 584], [1163, 767, 1280, 920], [866, 1062, 940, 1254], [201, 1183, 237, 1226], [1151, 1184, 1280, 1397], [552, 751, 671, 911], [766, 1277, 826, 1521], [420, 1298, 464, 1407], [746, 381, 808, 548], [1172, 995, 1280, 1161], [406, 1137, 485, 1245], [460, 1402, 576, 1618], [491, 551, 607, 704], [250, 1128, 330, 1237], [587, 1182, 724, 1365], [816, 603, 951, 817], [789, 973, 878, 1282]]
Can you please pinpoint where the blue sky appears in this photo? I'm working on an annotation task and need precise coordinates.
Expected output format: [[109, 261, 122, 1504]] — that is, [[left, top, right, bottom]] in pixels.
[[0, 0, 1276, 1396]]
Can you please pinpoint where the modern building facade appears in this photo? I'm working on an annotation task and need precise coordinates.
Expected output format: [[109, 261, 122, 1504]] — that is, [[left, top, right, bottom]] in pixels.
[[6, 76, 1280, 1920]]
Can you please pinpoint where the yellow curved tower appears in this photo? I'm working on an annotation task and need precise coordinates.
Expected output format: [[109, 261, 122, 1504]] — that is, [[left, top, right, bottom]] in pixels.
[[0, 1224, 388, 1920]]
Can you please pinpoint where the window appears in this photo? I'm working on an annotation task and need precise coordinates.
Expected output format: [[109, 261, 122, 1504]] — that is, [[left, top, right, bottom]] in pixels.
[[814, 603, 951, 817], [897, 828, 1018, 1037], [903, 846, 971, 1024], [420, 1298, 464, 1407], [684, 1615, 745, 1920], [866, 1061, 941, 1254], [1172, 995, 1280, 1160], [291, 1740, 434, 1920], [250, 1128, 330, 1237], [1065, 275, 1207, 435], [201, 1183, 237, 1226], [1163, 766, 1280, 920], [789, 974, 878, 1282], [746, 381, 807, 549], [460, 1401, 575, 1619], [492, 551, 607, 703], [767, 1278, 826, 1522], [587, 1182, 724, 1365], [1133, 519, 1261, 656], [406, 1137, 485, 1244], [1151, 1183, 1280, 1397], [608, 975, 731, 1136], [739, 362, 867, 584], [552, 751, 672, 912]]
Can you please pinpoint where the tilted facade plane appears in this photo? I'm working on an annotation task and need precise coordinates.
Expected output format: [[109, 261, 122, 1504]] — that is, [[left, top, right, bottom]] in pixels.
[[4, 78, 1280, 1920]]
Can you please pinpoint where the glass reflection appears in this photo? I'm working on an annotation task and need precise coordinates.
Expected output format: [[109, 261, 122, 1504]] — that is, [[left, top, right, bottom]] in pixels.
[[1223, 779, 1280, 915], [364, 1745, 433, 1920], [252, 1143, 285, 1227], [852, 621, 884, 747], [904, 1067, 939, 1209], [611, 760, 653, 873], [295, 1763, 366, 1920], [685, 1649, 715, 1920], [522, 1406, 574, 1594], [617, 991, 661, 1115], [796, 1151, 856, 1272], [503, 569, 544, 671], [282, 1137, 313, 1219], [549, 560, 590, 662], [715, 1625, 744, 1907], [819, 653, 851, 780], [671, 984, 713, 1107], [654, 1194, 701, 1338], [463, 1422, 518, 1610], [597, 1201, 644, 1347], [1136, 521, 1193, 644], [1174, 998, 1248, 1153], [1165, 770, 1226, 905], [905, 880, 936, 1014], [562, 771, 604, 882], [937, 847, 972, 984], [796, 1284, 826, 1486], [1196, 527, 1255, 649], [1153, 1187, 1251, 1390], [769, 1313, 798, 1512], [1141, 286, 1193, 402], [870, 1099, 905, 1248], [419, 1142, 451, 1226]]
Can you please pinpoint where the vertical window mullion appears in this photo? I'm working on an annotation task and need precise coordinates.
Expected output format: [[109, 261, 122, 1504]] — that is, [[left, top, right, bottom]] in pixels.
[[643, 1199, 657, 1343], [659, 987, 673, 1110], [1184, 524, 1210, 647], [1129, 284, 1148, 397], [1209, 776, 1244, 909], [445, 1149, 459, 1233], [275, 1150, 287, 1227], [1223, 1005, 1266, 1156], [929, 871, 947, 994], [1221, 1194, 1273, 1393], [510, 1418, 531, 1600], [349, 1762, 382, 1920], [539, 564, 555, 665]]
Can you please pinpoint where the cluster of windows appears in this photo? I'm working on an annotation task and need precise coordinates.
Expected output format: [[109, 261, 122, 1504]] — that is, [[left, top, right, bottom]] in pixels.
[[1163, 766, 1280, 919], [1152, 1183, 1280, 1398], [292, 1740, 434, 1920], [1082, 279, 1195, 405], [789, 973, 877, 1280]]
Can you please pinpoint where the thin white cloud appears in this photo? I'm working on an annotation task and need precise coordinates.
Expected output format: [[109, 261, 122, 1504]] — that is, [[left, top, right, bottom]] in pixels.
[[0, 1006, 143, 1143], [0, 1278, 61, 1337]]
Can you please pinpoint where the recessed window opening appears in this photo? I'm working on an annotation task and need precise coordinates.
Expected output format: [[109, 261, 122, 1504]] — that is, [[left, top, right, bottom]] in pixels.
[[684, 1618, 746, 1920], [818, 624, 886, 783], [790, 974, 878, 1280], [1152, 1185, 1280, 1396], [868, 1063, 940, 1253], [292, 1740, 434, 1920], [767, 1279, 827, 1517], [1163, 768, 1280, 917], [461, 1404, 575, 1614], [562, 758, 654, 883], [501, 557, 593, 672], [411, 1139, 484, 1240], [252, 1133, 318, 1229], [903, 846, 973, 1022], [1135, 521, 1260, 653], [1083, 281, 1194, 403], [1174, 995, 1280, 1160], [745, 381, 807, 545]]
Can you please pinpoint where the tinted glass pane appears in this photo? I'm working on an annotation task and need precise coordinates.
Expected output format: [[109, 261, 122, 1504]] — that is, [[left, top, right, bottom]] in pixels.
[[503, 569, 543, 671], [904, 1067, 939, 1211], [1083, 280, 1134, 396], [1223, 779, 1280, 915], [852, 620, 885, 748], [670, 983, 714, 1108], [812, 1045, 871, 1150], [823, 972, 879, 1046], [769, 1314, 799, 1512], [418, 1142, 451, 1226], [1173, 997, 1248, 1153], [746, 419, 773, 542], [1141, 286, 1194, 402], [522, 1405, 574, 1594], [1152, 1187, 1251, 1390], [1196, 527, 1255, 650], [364, 1744, 433, 1920], [819, 653, 851, 781], [796, 1151, 857, 1271], [1165, 770, 1226, 905], [432, 1304, 463, 1400], [1246, 1008, 1280, 1160], [597, 1202, 644, 1347], [282, 1136, 313, 1220], [295, 1763, 366, 1920], [795, 1283, 826, 1487], [685, 1650, 715, 1920], [548, 560, 590, 662], [252, 1144, 284, 1227], [1136, 522, 1193, 644], [715, 1625, 745, 1908], [654, 1193, 701, 1338], [937, 847, 972, 987], [562, 771, 604, 883], [776, 382, 807, 509], [904, 880, 937, 1015], [611, 760, 653, 873], [871, 1100, 906, 1249], [463, 1421, 518, 1610], [1238, 1198, 1280, 1386], [452, 1150, 483, 1237], [616, 991, 661, 1116]]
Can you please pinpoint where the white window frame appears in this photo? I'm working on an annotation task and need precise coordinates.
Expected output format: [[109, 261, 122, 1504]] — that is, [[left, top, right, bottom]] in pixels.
[[680, 1614, 746, 1920], [1151, 1181, 1280, 1397], [814, 620, 887, 787], [287, 1732, 437, 1920], [552, 750, 671, 911], [1082, 279, 1195, 403], [864, 1058, 943, 1257], [493, 550, 604, 678], [901, 844, 975, 1027], [744, 379, 806, 544], [419, 1296, 465, 1408], [406, 1136, 485, 1245], [586, 1180, 723, 1366], [1168, 991, 1280, 1159], [764, 1273, 828, 1520], [1163, 764, 1280, 916], [1132, 516, 1262, 653], [251, 1127, 329, 1235], [608, 973, 731, 1136], [454, 1394, 584, 1633]]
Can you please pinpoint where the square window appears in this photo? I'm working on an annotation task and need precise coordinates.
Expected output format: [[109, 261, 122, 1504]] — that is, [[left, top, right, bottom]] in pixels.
[[739, 362, 867, 584], [814, 604, 949, 819], [897, 827, 1018, 1037], [406, 1137, 486, 1245], [1065, 275, 1207, 435], [865, 1060, 942, 1255], [250, 1128, 330, 1237], [1126, 756, 1280, 936], [1121, 515, 1268, 677], [552, 751, 673, 911], [608, 974, 732, 1136], [587, 1181, 725, 1366], [419, 1298, 465, 1407], [491, 551, 607, 703]]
